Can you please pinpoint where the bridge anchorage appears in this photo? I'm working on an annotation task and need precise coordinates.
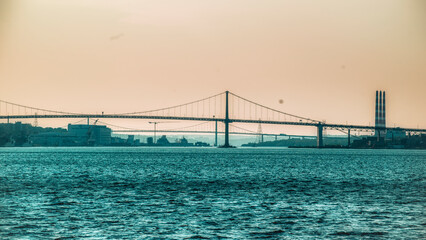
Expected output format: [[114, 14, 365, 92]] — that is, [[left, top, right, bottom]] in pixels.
[[0, 91, 425, 148]]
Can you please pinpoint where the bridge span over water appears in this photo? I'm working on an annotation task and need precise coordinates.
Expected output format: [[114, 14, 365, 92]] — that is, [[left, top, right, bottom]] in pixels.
[[1, 91, 425, 147]]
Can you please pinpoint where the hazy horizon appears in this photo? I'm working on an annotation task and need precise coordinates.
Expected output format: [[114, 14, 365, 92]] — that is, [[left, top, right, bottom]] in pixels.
[[1, 0, 425, 133]]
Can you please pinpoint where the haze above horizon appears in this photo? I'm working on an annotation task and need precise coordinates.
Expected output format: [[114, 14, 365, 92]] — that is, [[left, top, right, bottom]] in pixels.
[[1, 0, 425, 130]]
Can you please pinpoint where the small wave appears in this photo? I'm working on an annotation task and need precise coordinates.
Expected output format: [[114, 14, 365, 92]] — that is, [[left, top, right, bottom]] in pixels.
[[13, 224, 39, 229], [54, 237, 79, 240], [330, 231, 387, 236], [49, 201, 77, 206], [249, 229, 285, 237], [204, 221, 219, 226], [115, 200, 135, 204], [185, 235, 210, 239]]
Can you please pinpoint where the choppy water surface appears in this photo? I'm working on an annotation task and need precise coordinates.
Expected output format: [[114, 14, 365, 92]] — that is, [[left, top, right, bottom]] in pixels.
[[0, 147, 425, 239]]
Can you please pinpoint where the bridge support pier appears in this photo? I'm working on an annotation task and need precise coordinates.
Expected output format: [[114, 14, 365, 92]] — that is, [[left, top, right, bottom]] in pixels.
[[347, 129, 351, 148], [317, 124, 323, 148], [214, 119, 218, 147]]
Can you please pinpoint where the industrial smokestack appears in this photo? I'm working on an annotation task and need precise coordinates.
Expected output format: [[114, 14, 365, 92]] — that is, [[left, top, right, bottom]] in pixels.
[[379, 91, 383, 127], [375, 90, 379, 130], [383, 91, 386, 128]]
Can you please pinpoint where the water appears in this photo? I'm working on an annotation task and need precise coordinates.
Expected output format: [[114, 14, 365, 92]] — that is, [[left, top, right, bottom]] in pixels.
[[0, 147, 425, 239]]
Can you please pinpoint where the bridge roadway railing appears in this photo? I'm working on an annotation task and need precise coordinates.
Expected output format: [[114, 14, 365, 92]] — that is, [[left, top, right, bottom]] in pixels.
[[112, 129, 280, 137], [229, 118, 426, 133], [1, 114, 425, 133], [0, 114, 222, 122]]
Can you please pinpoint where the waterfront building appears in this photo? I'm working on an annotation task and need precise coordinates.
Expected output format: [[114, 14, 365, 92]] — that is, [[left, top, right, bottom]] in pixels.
[[30, 132, 78, 146], [386, 128, 406, 140], [68, 124, 112, 145]]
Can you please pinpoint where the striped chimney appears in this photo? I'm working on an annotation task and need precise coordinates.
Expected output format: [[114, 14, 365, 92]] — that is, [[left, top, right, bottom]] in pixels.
[[379, 91, 383, 128], [375, 90, 379, 129], [383, 91, 386, 128]]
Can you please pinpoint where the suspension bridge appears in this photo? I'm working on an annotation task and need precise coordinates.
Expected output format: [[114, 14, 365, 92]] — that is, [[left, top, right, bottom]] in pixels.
[[1, 91, 425, 147]]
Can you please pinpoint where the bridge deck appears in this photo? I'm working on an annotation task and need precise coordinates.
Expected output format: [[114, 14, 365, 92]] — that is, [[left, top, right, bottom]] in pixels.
[[1, 114, 425, 133]]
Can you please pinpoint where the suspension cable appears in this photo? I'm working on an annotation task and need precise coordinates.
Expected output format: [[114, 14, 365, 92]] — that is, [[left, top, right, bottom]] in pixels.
[[0, 99, 79, 115], [116, 92, 226, 115], [228, 92, 320, 123], [164, 122, 210, 131], [95, 120, 147, 130], [229, 124, 257, 134]]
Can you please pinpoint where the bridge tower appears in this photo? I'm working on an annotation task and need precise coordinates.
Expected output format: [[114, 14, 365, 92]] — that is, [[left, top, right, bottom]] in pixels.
[[222, 91, 231, 147]]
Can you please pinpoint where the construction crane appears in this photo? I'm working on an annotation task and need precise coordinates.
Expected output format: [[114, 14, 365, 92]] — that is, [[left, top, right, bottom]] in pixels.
[[149, 121, 170, 144], [87, 119, 99, 146]]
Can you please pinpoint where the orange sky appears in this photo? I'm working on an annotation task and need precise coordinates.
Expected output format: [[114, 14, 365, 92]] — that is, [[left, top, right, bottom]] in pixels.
[[0, 0, 425, 132]]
